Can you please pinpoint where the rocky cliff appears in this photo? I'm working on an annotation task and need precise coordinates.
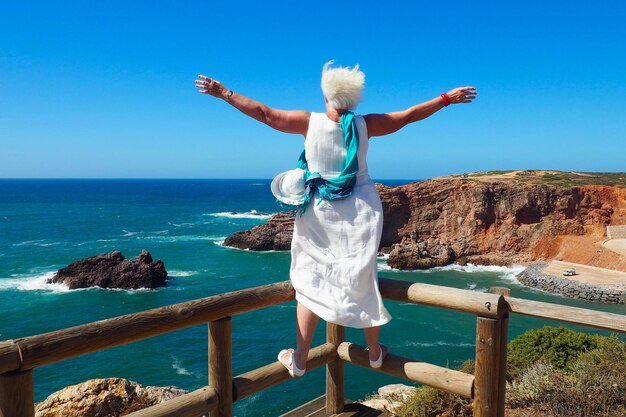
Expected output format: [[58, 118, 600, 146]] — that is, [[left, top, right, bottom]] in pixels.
[[35, 378, 186, 417], [224, 174, 626, 271]]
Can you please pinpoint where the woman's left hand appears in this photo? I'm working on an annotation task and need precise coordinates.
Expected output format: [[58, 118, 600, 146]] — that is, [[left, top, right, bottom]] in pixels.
[[446, 87, 477, 104], [195, 75, 227, 99]]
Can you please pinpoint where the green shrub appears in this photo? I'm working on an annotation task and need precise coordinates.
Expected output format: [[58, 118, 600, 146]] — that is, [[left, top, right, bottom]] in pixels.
[[506, 334, 626, 417], [507, 326, 600, 380], [394, 385, 473, 417], [394, 360, 474, 417]]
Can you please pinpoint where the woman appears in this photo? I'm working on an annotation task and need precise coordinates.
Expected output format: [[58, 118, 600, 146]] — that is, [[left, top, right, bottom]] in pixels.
[[195, 63, 476, 377]]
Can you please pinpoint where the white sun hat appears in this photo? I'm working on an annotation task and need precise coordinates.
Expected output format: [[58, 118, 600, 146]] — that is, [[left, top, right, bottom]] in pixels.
[[271, 168, 306, 206]]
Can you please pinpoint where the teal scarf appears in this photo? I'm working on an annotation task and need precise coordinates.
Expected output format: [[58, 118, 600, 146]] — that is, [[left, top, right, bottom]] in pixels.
[[296, 111, 360, 214]]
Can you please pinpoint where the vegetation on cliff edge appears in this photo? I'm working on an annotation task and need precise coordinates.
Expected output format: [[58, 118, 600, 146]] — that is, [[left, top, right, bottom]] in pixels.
[[394, 326, 626, 417]]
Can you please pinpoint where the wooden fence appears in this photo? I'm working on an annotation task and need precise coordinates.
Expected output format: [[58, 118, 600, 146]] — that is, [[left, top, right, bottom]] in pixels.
[[1, 277, 625, 417]]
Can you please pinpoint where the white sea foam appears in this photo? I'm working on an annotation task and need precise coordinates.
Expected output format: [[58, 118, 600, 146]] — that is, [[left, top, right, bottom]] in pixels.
[[421, 263, 526, 282], [171, 356, 192, 376], [377, 254, 400, 271], [0, 271, 163, 293], [216, 242, 282, 253], [206, 210, 272, 220], [136, 235, 224, 243], [0, 272, 71, 293], [168, 270, 197, 277], [377, 261, 395, 271], [167, 221, 196, 228], [398, 340, 475, 348], [11, 239, 62, 247]]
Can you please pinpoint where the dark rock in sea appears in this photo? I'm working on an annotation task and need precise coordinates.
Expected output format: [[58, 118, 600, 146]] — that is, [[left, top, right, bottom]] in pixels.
[[223, 211, 295, 251], [49, 250, 168, 289]]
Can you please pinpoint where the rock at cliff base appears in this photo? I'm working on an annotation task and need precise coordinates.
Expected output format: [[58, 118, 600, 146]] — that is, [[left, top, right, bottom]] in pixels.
[[360, 383, 418, 414], [223, 211, 295, 251], [35, 378, 186, 417], [49, 250, 168, 289]]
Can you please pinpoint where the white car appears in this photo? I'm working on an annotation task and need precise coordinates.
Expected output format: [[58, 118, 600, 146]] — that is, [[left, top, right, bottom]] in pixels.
[[562, 269, 577, 276]]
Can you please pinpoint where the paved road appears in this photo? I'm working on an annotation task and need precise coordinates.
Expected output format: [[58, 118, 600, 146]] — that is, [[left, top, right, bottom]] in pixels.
[[604, 239, 626, 258], [544, 260, 626, 286]]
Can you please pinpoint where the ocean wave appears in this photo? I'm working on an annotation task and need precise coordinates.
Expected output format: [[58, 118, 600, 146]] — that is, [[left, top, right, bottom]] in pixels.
[[170, 355, 202, 379], [465, 283, 488, 292], [171, 356, 193, 376], [377, 262, 395, 271], [11, 239, 63, 247], [125, 234, 225, 243], [0, 271, 165, 293], [397, 340, 475, 348], [168, 270, 198, 277], [205, 210, 272, 220], [167, 221, 196, 228], [216, 242, 283, 253], [421, 263, 526, 282], [0, 272, 71, 293]]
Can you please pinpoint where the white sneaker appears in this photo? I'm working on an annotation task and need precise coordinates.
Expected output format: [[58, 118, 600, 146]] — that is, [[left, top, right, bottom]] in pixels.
[[369, 344, 387, 369], [278, 348, 306, 377]]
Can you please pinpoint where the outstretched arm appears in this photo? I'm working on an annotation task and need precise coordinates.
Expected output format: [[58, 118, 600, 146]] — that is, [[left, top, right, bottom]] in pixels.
[[364, 87, 477, 138], [195, 75, 310, 136]]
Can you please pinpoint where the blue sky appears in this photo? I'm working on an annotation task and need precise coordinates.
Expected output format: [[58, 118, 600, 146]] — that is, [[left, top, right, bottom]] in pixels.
[[1, 1, 624, 179]]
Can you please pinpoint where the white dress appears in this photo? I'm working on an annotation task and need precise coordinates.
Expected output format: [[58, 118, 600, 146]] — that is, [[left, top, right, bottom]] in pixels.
[[290, 112, 392, 328]]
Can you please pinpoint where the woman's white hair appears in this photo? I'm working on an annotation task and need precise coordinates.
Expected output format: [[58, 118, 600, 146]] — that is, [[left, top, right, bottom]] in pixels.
[[321, 60, 365, 111]]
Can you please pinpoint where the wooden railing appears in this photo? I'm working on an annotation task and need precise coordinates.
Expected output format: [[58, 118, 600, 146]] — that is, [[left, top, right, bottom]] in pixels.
[[1, 277, 625, 417]]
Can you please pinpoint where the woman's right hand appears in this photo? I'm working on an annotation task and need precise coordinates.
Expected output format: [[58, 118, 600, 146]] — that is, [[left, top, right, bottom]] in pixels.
[[446, 86, 478, 104], [195, 74, 227, 99]]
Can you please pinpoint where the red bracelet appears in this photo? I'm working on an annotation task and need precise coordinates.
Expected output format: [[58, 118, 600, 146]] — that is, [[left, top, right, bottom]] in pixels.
[[441, 93, 451, 106]]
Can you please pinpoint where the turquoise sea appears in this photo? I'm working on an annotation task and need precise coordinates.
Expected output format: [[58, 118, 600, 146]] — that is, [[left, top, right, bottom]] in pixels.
[[1, 179, 625, 416]]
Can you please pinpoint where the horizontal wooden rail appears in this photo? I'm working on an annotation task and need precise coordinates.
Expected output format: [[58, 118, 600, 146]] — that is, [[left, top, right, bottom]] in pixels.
[[125, 387, 218, 417], [379, 278, 506, 319], [233, 343, 336, 402], [0, 281, 294, 373], [337, 342, 474, 399], [507, 297, 626, 333]]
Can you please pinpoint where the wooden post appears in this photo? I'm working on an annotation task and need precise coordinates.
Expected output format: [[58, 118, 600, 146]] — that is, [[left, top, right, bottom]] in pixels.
[[489, 287, 510, 417], [209, 317, 232, 417], [474, 316, 501, 417], [0, 370, 34, 417], [325, 323, 345, 415]]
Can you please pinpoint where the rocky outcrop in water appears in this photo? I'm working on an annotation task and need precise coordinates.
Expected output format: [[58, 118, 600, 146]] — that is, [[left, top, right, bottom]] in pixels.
[[35, 378, 186, 417], [223, 211, 295, 251], [49, 250, 168, 289], [223, 177, 626, 270]]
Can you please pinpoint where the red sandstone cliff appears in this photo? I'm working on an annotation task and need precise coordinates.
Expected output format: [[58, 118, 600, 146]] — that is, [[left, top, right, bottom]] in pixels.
[[224, 176, 626, 271]]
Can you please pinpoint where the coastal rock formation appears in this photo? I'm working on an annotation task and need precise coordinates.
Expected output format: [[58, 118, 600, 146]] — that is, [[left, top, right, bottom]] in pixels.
[[360, 384, 418, 414], [35, 378, 186, 417], [49, 250, 168, 289], [224, 175, 626, 271], [224, 210, 295, 251]]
